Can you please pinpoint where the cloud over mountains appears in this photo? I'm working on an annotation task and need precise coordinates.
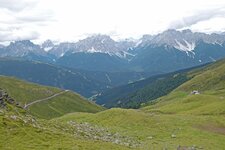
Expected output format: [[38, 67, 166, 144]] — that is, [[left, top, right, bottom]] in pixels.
[[0, 0, 225, 43], [169, 7, 225, 29]]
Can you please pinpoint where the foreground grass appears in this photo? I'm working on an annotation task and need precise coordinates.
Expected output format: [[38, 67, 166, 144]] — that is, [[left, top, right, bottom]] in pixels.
[[56, 108, 225, 149], [1, 98, 225, 149], [0, 108, 129, 150], [1, 106, 225, 149]]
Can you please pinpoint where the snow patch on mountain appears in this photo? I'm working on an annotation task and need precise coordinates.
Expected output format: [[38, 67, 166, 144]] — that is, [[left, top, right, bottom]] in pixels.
[[105, 73, 111, 83], [60, 52, 65, 57], [209, 57, 216, 62], [174, 39, 196, 52], [101, 39, 105, 44], [87, 47, 101, 53], [135, 40, 142, 47], [212, 41, 223, 46], [44, 47, 53, 52], [123, 51, 135, 57]]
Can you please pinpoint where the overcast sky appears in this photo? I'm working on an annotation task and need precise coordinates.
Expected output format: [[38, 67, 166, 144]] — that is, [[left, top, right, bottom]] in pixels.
[[1, 0, 225, 44]]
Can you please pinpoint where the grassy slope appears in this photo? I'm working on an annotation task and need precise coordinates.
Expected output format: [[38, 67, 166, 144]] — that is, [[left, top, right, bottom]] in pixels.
[[0, 75, 60, 104], [57, 108, 225, 149], [30, 92, 104, 119], [143, 59, 225, 115], [0, 75, 104, 119], [0, 106, 128, 150]]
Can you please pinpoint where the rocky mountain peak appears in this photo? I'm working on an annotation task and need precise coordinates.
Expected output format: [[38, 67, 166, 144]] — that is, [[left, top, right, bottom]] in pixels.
[[72, 35, 137, 59], [11, 40, 35, 47], [41, 40, 54, 52], [49, 42, 76, 57], [136, 29, 225, 52], [85, 34, 113, 42], [3, 40, 47, 57], [181, 29, 192, 34], [75, 34, 117, 53]]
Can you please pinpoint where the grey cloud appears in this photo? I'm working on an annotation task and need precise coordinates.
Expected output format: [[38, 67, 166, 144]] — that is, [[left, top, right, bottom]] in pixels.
[[0, 30, 40, 42], [0, 0, 54, 42], [169, 7, 225, 29], [0, 0, 37, 12], [0, 13, 54, 25], [16, 12, 55, 23], [0, 26, 20, 31]]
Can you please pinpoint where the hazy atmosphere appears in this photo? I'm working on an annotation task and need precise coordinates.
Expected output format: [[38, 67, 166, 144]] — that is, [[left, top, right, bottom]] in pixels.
[[1, 0, 225, 43]]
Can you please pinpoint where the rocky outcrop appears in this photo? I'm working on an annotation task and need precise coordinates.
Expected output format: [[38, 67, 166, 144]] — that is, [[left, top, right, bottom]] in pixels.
[[0, 88, 18, 108], [66, 121, 140, 148]]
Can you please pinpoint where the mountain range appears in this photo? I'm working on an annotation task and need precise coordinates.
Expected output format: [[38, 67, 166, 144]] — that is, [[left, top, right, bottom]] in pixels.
[[1, 29, 225, 98], [1, 29, 225, 73]]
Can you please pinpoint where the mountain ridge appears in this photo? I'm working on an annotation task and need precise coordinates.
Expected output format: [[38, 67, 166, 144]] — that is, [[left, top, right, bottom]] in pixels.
[[1, 29, 225, 73]]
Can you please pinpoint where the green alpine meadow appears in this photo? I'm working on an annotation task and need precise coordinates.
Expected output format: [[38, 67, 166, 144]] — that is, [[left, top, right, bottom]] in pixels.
[[1, 0, 225, 149]]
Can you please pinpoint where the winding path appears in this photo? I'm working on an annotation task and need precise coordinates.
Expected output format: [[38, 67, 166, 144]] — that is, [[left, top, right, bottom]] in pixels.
[[24, 90, 69, 109]]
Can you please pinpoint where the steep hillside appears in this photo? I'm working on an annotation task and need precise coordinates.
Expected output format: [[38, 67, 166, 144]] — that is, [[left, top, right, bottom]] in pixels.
[[143, 58, 225, 115], [95, 65, 207, 108], [96, 58, 225, 109], [0, 75, 104, 119], [177, 58, 225, 92]]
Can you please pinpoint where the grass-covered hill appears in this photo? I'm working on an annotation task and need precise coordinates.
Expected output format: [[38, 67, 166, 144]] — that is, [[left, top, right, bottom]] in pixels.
[[143, 58, 225, 115], [0, 103, 129, 150], [0, 75, 104, 119]]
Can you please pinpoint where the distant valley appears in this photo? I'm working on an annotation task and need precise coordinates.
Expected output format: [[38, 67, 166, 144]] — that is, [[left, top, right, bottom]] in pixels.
[[0, 58, 151, 97], [1, 29, 225, 99]]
